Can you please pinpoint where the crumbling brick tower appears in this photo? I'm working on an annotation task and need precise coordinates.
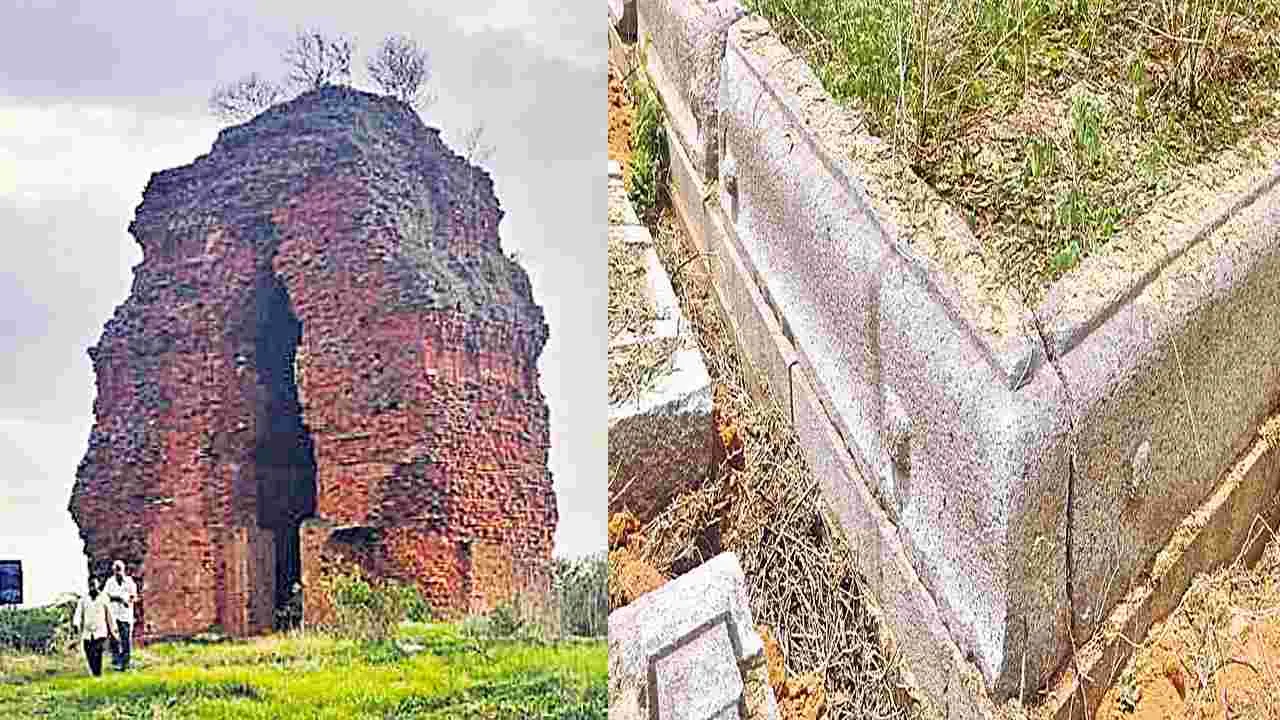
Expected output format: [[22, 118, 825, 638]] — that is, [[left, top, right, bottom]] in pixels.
[[69, 86, 557, 641]]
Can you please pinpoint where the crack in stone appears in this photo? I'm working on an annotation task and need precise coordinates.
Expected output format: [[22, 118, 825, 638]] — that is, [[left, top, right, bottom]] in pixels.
[[1026, 310, 1088, 715]]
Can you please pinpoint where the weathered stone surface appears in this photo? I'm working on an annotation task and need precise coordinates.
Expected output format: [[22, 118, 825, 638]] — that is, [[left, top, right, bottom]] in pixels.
[[637, 0, 744, 182], [70, 86, 557, 641], [654, 619, 743, 718], [608, 552, 777, 720], [607, 163, 715, 523], [609, 0, 638, 42], [609, 380, 715, 523], [711, 10, 1280, 703]]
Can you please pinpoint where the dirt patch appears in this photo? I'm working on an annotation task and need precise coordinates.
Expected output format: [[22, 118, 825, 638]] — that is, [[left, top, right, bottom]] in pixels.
[[779, 673, 828, 720], [609, 61, 633, 172], [761, 625, 786, 689], [1096, 524, 1280, 720], [608, 546, 668, 610], [607, 510, 668, 611], [762, 624, 829, 720]]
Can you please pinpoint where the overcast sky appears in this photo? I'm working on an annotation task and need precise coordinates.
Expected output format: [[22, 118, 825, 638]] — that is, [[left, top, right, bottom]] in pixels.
[[0, 0, 605, 607]]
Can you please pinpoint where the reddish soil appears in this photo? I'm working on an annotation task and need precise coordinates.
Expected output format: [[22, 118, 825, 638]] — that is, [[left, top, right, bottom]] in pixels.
[[761, 625, 786, 688], [1097, 617, 1280, 720], [608, 61, 633, 171], [761, 624, 828, 720], [607, 510, 667, 610], [1096, 532, 1280, 720], [713, 384, 746, 473]]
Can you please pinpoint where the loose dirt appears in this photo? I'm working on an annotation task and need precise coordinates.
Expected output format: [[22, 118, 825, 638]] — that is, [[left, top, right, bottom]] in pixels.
[[1096, 525, 1280, 720], [608, 61, 633, 171], [607, 510, 667, 611]]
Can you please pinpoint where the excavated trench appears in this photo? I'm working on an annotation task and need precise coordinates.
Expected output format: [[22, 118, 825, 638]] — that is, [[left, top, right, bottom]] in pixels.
[[252, 271, 317, 627]]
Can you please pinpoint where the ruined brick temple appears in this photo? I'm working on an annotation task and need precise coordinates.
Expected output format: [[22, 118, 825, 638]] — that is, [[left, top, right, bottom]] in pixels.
[[69, 87, 558, 641]]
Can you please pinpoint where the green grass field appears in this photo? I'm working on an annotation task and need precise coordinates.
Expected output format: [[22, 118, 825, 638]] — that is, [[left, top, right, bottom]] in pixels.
[[0, 623, 605, 719]]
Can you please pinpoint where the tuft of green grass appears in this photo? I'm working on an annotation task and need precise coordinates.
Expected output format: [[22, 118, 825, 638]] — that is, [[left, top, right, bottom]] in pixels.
[[626, 72, 669, 221]]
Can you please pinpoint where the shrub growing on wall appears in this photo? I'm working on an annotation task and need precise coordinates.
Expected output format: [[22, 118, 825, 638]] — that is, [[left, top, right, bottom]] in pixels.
[[627, 74, 669, 220]]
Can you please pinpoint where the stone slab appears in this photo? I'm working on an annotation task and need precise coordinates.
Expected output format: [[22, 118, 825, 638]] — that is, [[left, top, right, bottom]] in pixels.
[[608, 552, 777, 720], [608, 160, 716, 523], [637, 0, 744, 183], [608, 240, 683, 348], [654, 619, 744, 719], [609, 0, 638, 43], [659, 59, 992, 719], [609, 15, 639, 77], [636, 6, 1280, 717], [609, 175, 642, 227], [714, 10, 1280, 701], [665, 109, 796, 412], [718, 18, 1061, 693], [1039, 415, 1280, 720], [608, 378, 715, 523]]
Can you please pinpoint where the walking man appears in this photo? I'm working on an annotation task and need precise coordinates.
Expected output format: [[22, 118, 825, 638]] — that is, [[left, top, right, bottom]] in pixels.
[[102, 560, 137, 671], [72, 576, 118, 676]]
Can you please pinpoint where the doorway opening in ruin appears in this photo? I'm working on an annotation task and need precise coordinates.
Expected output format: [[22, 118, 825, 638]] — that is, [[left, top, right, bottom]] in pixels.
[[253, 272, 317, 630]]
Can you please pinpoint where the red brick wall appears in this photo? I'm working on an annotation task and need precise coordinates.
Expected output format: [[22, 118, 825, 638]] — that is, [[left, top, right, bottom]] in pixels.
[[72, 226, 270, 641], [72, 88, 557, 640], [274, 174, 557, 619]]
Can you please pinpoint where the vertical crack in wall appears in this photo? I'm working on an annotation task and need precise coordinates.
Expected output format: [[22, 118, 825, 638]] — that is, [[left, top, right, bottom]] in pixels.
[[253, 268, 318, 622], [1026, 311, 1086, 711]]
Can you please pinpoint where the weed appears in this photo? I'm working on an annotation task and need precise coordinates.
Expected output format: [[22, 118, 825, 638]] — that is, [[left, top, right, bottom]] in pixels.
[[627, 73, 669, 220], [312, 564, 428, 643], [1069, 95, 1104, 169], [745, 0, 1280, 295]]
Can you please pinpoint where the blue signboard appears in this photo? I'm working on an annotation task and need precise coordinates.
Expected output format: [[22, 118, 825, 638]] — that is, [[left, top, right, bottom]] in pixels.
[[0, 560, 21, 605]]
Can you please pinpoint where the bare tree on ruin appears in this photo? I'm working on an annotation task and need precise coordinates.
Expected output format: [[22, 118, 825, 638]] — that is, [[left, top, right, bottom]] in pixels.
[[284, 30, 354, 90], [209, 73, 284, 123], [462, 123, 497, 241], [366, 34, 436, 111], [462, 123, 496, 166]]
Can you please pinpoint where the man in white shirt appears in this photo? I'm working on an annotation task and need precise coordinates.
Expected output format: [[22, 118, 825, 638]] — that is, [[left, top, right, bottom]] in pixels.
[[102, 559, 137, 671], [72, 576, 118, 676]]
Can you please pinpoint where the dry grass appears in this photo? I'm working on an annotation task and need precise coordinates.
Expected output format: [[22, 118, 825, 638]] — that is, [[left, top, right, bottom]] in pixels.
[[745, 0, 1280, 297], [627, 208, 918, 720], [607, 337, 681, 407], [607, 205, 678, 407], [607, 233, 657, 340], [1098, 518, 1280, 720]]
